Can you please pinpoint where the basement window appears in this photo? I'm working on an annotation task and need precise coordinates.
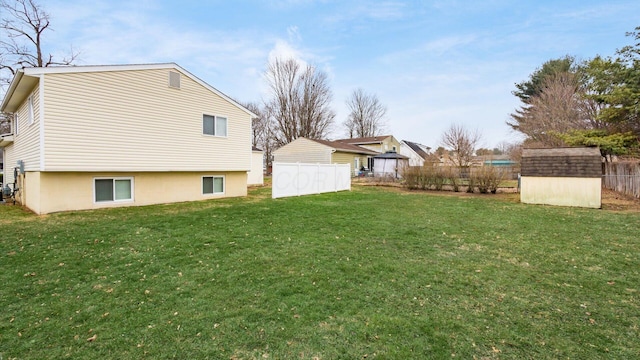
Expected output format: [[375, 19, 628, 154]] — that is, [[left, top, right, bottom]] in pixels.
[[94, 177, 134, 203], [202, 176, 225, 195]]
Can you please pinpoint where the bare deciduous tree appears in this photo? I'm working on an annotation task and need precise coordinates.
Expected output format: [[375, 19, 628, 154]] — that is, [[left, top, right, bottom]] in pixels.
[[1, 0, 78, 87], [1, 0, 78, 132], [508, 72, 591, 147], [440, 124, 482, 168], [343, 88, 387, 138], [244, 101, 277, 173], [0, 112, 10, 133], [244, 101, 268, 148], [264, 57, 335, 145]]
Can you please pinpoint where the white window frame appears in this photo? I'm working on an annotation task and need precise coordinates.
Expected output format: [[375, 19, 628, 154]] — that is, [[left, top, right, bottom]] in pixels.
[[202, 175, 225, 196], [27, 96, 34, 125], [93, 177, 134, 203], [202, 114, 228, 137]]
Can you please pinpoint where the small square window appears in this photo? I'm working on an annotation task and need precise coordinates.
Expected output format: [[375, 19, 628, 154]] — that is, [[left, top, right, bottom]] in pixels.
[[203, 114, 227, 137]]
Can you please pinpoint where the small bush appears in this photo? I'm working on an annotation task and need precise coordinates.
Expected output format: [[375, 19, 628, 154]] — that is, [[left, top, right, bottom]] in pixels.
[[470, 166, 506, 194], [443, 167, 461, 192], [403, 165, 448, 190]]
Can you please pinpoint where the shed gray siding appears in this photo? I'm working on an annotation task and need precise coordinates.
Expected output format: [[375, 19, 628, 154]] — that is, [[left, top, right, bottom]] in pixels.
[[521, 148, 602, 178]]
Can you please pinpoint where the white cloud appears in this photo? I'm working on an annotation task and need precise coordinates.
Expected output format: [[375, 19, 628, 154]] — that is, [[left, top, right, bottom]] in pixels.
[[268, 40, 305, 63]]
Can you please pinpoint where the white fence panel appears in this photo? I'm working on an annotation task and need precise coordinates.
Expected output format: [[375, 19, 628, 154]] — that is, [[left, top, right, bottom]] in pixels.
[[272, 162, 351, 199]]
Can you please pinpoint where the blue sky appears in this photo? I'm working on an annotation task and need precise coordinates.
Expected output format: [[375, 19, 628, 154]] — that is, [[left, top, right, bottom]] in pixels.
[[34, 1, 640, 148]]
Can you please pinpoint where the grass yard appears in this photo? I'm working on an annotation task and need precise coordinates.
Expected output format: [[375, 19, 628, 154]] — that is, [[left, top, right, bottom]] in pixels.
[[1, 185, 639, 359]]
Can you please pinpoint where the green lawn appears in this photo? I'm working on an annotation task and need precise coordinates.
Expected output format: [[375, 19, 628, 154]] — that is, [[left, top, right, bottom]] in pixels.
[[1, 186, 639, 359]]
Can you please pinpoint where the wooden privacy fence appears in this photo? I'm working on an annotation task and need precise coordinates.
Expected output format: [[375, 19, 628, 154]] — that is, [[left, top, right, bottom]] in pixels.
[[272, 162, 351, 199], [603, 162, 640, 198]]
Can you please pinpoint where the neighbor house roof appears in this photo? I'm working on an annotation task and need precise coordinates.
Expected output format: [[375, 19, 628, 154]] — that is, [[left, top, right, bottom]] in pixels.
[[336, 135, 393, 145], [310, 139, 379, 155], [402, 140, 430, 160], [0, 63, 257, 118]]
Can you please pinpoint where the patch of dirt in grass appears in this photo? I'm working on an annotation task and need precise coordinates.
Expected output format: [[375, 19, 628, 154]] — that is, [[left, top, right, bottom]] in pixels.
[[601, 188, 640, 212]]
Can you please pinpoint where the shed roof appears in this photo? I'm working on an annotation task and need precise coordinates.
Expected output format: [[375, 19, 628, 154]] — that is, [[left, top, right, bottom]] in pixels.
[[521, 147, 602, 178], [522, 147, 601, 158]]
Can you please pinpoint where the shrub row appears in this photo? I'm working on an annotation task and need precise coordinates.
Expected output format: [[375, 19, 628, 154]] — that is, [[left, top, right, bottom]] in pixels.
[[403, 166, 506, 193]]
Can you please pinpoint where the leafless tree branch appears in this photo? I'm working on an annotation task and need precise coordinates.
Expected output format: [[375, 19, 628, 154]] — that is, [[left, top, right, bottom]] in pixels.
[[343, 88, 387, 138], [507, 72, 590, 147], [440, 124, 482, 167], [264, 57, 335, 145]]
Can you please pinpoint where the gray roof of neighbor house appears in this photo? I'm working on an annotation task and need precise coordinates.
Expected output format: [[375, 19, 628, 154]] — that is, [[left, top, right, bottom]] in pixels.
[[336, 135, 393, 145], [521, 147, 602, 178], [310, 139, 379, 155], [403, 140, 430, 160]]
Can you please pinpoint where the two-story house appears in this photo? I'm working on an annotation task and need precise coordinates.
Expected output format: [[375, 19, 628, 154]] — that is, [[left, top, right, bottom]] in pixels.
[[0, 63, 255, 214]]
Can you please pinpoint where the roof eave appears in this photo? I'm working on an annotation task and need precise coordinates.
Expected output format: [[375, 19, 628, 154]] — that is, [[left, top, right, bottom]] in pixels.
[[1, 70, 25, 112], [335, 148, 378, 155]]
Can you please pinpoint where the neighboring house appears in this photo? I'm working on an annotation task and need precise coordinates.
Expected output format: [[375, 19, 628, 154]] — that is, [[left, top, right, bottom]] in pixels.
[[400, 140, 431, 167], [248, 147, 264, 186], [273, 137, 378, 176], [0, 63, 255, 214], [520, 147, 602, 208], [336, 135, 401, 161]]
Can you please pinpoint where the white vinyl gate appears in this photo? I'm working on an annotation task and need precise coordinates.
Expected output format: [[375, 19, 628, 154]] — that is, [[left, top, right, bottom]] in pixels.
[[272, 162, 351, 199]]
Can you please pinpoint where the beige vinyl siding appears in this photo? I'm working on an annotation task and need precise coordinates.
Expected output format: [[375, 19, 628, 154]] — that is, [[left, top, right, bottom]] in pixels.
[[332, 152, 367, 175], [3, 143, 17, 185], [360, 144, 382, 153], [273, 138, 332, 163], [358, 138, 400, 153], [11, 87, 41, 173], [42, 69, 251, 172], [387, 138, 401, 152]]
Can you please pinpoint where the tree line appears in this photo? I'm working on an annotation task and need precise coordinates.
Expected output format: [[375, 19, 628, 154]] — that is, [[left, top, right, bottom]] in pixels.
[[508, 27, 640, 159], [6, 0, 636, 166]]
